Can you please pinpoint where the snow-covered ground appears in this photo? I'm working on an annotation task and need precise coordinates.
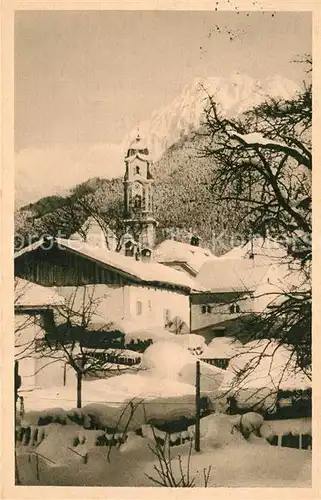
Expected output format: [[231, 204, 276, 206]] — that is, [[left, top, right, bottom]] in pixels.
[[16, 337, 312, 487], [21, 337, 311, 419], [16, 413, 311, 487], [20, 375, 197, 412], [21, 341, 225, 414]]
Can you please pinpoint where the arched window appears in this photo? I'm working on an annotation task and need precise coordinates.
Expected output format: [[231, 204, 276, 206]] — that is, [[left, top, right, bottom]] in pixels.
[[229, 304, 236, 314], [201, 305, 207, 314], [235, 304, 241, 313], [207, 305, 212, 314], [136, 166, 140, 174], [133, 195, 142, 209]]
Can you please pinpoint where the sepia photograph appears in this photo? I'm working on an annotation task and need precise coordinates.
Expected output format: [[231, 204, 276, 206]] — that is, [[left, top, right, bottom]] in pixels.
[[12, 6, 312, 488]]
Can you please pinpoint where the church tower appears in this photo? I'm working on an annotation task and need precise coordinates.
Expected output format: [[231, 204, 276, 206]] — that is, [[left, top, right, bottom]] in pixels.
[[123, 133, 157, 252]]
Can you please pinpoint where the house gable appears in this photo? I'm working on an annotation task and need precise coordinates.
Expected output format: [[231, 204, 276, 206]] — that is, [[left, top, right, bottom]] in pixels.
[[15, 243, 138, 288], [14, 239, 199, 294]]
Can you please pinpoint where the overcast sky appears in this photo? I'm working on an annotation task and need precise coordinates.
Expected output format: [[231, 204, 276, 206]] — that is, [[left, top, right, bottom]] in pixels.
[[15, 10, 311, 152]]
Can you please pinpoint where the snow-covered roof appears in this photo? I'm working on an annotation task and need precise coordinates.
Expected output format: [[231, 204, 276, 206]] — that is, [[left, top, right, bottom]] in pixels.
[[254, 261, 310, 308], [125, 134, 150, 160], [15, 237, 205, 293], [220, 237, 287, 261], [125, 152, 150, 163], [196, 237, 309, 299], [154, 239, 216, 276], [196, 257, 270, 293], [127, 134, 149, 151], [15, 278, 65, 309]]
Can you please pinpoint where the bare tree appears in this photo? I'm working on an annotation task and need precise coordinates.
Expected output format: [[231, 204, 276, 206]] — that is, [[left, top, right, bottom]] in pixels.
[[145, 429, 212, 487], [36, 285, 133, 408], [14, 279, 137, 409], [199, 56, 311, 374]]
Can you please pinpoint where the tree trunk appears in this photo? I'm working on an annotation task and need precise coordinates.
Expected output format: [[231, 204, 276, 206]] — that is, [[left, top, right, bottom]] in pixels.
[[76, 370, 82, 408]]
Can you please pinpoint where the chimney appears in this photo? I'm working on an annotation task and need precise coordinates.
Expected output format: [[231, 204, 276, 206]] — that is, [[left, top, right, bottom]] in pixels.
[[125, 240, 135, 257], [141, 247, 152, 263], [190, 235, 200, 247]]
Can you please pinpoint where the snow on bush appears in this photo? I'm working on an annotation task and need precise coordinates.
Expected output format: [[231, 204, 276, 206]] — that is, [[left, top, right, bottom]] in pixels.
[[141, 341, 195, 378], [187, 412, 266, 448], [82, 402, 146, 432], [188, 413, 243, 448], [119, 431, 151, 454], [219, 339, 311, 412], [172, 333, 206, 354], [141, 341, 224, 388], [178, 360, 224, 391], [20, 408, 70, 427], [204, 336, 243, 359], [124, 326, 176, 343], [82, 394, 199, 430], [25, 423, 91, 465], [231, 412, 264, 439]]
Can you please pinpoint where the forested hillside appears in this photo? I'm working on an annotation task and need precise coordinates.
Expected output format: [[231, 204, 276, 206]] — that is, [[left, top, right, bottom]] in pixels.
[[15, 131, 250, 255]]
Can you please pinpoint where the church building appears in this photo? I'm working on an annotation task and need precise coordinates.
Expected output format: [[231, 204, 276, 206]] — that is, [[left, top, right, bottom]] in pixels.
[[123, 133, 157, 256]]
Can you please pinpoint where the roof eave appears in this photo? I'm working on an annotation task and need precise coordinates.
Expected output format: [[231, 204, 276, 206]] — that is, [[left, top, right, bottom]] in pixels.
[[15, 303, 62, 311], [16, 238, 195, 292]]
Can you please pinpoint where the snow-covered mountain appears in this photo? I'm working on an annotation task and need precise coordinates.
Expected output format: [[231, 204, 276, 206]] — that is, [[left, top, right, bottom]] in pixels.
[[16, 73, 300, 207], [123, 73, 300, 161]]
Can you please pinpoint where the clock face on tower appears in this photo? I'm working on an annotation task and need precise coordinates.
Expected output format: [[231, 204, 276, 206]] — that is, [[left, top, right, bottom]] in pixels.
[[133, 182, 142, 195]]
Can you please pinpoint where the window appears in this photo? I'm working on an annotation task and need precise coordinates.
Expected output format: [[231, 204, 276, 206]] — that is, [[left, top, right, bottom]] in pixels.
[[207, 305, 212, 314], [201, 305, 207, 314], [133, 195, 142, 209], [229, 304, 241, 314], [136, 166, 140, 174], [136, 301, 143, 316], [212, 327, 226, 337]]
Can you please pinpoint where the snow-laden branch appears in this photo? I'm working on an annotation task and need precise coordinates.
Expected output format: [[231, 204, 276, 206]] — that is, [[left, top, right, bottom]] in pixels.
[[231, 132, 311, 170]]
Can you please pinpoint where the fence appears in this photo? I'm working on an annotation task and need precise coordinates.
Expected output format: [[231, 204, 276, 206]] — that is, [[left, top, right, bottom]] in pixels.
[[202, 357, 230, 370], [268, 432, 312, 450]]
